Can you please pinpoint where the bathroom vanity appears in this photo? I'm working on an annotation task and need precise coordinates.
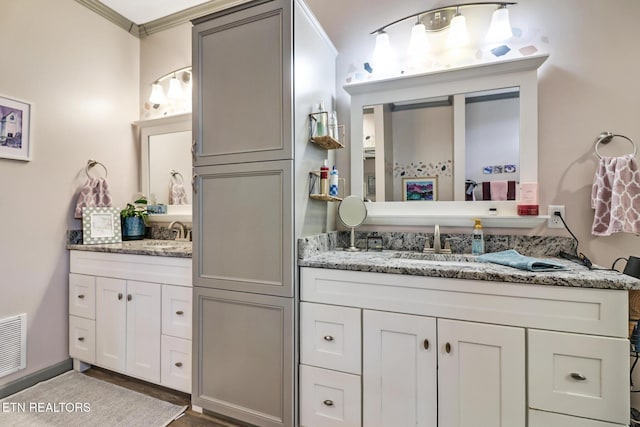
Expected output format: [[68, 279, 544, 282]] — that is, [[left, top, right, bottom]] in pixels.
[[298, 245, 637, 427], [67, 241, 192, 393]]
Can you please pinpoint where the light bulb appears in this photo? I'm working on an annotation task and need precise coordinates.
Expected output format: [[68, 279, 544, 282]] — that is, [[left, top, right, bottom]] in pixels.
[[167, 76, 184, 99], [485, 6, 513, 43], [447, 13, 469, 48], [149, 83, 166, 105], [408, 22, 429, 58]]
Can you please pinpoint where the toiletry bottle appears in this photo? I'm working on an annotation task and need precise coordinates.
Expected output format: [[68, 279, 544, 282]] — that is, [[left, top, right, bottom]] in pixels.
[[471, 219, 485, 255], [320, 160, 329, 195], [329, 165, 339, 197], [315, 102, 328, 137]]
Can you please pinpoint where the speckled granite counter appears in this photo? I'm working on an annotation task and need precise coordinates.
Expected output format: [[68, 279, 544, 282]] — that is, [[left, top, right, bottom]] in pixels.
[[67, 240, 192, 258], [298, 233, 640, 290]]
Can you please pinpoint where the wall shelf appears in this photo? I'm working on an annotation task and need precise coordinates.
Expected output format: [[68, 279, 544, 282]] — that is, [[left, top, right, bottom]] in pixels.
[[310, 135, 344, 150], [309, 194, 342, 202]]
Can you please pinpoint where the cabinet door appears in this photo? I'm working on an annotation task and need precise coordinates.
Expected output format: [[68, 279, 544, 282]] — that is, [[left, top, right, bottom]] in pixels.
[[193, 161, 293, 297], [192, 0, 292, 165], [126, 280, 161, 383], [438, 319, 525, 427], [96, 277, 126, 372], [192, 287, 294, 427], [363, 310, 437, 427]]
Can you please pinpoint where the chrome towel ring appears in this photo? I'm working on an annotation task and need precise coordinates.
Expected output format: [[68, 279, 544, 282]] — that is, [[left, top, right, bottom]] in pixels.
[[170, 170, 184, 183], [85, 159, 108, 178], [594, 131, 637, 159]]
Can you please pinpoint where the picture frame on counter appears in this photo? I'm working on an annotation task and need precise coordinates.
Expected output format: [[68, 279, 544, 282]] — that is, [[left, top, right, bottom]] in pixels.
[[82, 206, 122, 244], [0, 94, 32, 161]]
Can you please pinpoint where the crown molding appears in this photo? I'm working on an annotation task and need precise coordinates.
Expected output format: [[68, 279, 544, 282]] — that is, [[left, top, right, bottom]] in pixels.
[[76, 0, 253, 39]]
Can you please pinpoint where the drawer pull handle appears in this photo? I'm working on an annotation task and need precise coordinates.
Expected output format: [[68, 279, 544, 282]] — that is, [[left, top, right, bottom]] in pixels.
[[570, 372, 587, 381], [127, 294, 132, 301], [176, 310, 184, 315], [323, 399, 334, 407], [118, 293, 123, 300], [445, 342, 452, 354], [423, 339, 430, 350], [78, 294, 85, 299], [323, 335, 334, 342], [78, 337, 85, 342], [175, 362, 183, 367]]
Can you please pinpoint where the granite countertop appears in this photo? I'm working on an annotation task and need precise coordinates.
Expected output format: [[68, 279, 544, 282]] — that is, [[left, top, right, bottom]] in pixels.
[[67, 239, 192, 258], [298, 250, 640, 290]]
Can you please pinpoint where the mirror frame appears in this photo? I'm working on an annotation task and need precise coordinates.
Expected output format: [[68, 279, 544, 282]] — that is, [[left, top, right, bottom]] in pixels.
[[344, 54, 549, 228], [135, 112, 192, 223]]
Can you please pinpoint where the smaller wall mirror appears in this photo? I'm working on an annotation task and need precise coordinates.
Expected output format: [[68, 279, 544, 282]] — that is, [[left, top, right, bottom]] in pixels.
[[136, 113, 192, 223]]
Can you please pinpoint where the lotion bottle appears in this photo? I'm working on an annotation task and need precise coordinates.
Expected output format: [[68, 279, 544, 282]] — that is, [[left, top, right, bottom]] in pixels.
[[471, 219, 485, 255], [329, 165, 339, 197], [320, 160, 329, 195]]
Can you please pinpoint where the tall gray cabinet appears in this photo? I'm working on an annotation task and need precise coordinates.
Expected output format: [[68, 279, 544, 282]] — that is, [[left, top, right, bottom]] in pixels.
[[191, 1, 336, 426]]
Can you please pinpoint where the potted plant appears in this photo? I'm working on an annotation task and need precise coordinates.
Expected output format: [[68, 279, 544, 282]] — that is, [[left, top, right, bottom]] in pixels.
[[120, 197, 148, 240]]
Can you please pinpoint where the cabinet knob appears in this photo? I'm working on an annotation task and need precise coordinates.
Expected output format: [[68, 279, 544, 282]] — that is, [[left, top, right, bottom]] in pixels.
[[127, 294, 132, 301], [175, 362, 183, 367], [323, 335, 334, 342], [78, 337, 85, 342], [118, 293, 123, 300], [423, 339, 430, 350], [176, 310, 184, 316], [569, 372, 587, 381], [323, 399, 334, 407], [445, 342, 452, 354], [77, 294, 85, 299]]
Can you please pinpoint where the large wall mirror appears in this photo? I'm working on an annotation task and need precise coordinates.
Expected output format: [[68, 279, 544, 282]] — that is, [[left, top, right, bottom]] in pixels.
[[344, 54, 548, 227], [136, 113, 192, 223]]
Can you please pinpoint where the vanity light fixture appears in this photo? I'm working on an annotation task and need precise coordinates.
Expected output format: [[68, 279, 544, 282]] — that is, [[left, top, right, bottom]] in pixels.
[[370, 2, 515, 69], [148, 66, 192, 105]]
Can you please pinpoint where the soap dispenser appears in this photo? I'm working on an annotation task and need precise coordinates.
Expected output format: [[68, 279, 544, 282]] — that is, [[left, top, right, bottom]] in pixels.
[[471, 219, 485, 255]]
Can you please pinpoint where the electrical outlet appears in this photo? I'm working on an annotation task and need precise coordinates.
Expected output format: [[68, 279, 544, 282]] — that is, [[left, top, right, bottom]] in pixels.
[[547, 205, 566, 228]]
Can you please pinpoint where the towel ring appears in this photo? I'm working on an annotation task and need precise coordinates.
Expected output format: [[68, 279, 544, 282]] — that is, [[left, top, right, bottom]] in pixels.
[[594, 132, 637, 159], [85, 159, 108, 178], [170, 170, 184, 184]]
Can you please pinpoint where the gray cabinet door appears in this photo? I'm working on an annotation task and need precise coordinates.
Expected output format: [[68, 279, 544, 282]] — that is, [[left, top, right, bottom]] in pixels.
[[192, 287, 294, 427], [192, 0, 292, 166], [193, 161, 294, 297]]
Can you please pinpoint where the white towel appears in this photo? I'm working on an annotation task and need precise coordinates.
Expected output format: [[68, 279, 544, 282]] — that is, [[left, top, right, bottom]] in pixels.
[[74, 177, 113, 219], [169, 181, 188, 205], [591, 154, 640, 236]]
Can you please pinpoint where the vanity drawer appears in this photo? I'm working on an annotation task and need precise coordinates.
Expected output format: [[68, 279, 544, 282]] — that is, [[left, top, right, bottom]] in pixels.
[[529, 409, 625, 427], [160, 335, 191, 393], [69, 273, 95, 319], [162, 285, 192, 339], [528, 330, 629, 425], [300, 302, 361, 374], [69, 315, 95, 364], [300, 364, 361, 427]]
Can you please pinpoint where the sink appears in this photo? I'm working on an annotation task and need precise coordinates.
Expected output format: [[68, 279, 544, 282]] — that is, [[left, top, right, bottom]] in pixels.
[[392, 252, 479, 263]]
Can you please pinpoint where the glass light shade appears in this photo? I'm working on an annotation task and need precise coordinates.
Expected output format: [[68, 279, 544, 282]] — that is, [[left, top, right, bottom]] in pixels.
[[167, 76, 184, 99], [485, 7, 512, 43], [373, 31, 394, 65], [447, 13, 470, 48], [149, 83, 167, 105], [408, 22, 429, 57]]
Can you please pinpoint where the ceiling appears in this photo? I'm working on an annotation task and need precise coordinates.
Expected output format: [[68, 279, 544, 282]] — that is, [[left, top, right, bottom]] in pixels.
[[97, 0, 212, 25]]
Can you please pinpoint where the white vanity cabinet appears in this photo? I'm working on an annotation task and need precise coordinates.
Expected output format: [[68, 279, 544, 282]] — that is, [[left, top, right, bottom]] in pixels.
[[300, 267, 630, 427], [69, 250, 192, 392]]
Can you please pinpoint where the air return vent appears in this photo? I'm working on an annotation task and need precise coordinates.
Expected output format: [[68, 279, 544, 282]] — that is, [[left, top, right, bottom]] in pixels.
[[0, 314, 27, 378]]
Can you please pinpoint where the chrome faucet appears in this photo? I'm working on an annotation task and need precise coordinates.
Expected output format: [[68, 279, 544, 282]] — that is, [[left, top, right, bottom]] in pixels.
[[423, 225, 452, 254], [169, 221, 190, 241]]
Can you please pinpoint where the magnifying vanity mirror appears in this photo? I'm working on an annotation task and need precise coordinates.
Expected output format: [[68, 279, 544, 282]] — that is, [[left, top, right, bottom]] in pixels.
[[135, 113, 192, 223], [338, 195, 367, 251], [345, 54, 548, 227]]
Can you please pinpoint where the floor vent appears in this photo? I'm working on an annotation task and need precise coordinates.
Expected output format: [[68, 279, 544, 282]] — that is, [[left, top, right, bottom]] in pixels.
[[0, 313, 27, 378]]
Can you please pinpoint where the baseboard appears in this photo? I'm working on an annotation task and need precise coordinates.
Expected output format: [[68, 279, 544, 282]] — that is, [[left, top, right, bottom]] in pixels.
[[0, 358, 72, 399]]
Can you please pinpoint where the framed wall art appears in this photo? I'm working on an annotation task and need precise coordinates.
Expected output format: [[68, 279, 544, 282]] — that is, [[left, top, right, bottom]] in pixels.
[[0, 94, 32, 161], [402, 176, 438, 201]]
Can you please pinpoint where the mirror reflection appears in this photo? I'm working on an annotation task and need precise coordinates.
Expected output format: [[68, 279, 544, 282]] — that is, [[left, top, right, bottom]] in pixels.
[[148, 130, 192, 206], [362, 87, 519, 202]]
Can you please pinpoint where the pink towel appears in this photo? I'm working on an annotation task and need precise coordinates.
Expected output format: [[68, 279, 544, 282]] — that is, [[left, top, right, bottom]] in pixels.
[[591, 154, 640, 236], [490, 181, 508, 201], [169, 181, 188, 205], [74, 177, 113, 219]]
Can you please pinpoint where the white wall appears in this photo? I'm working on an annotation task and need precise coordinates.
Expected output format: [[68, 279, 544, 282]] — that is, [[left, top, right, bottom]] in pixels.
[[305, 0, 640, 268], [0, 0, 139, 386]]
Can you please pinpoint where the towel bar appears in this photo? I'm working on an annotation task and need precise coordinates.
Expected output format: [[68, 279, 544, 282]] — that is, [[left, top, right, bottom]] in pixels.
[[85, 159, 108, 178], [595, 131, 637, 159]]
